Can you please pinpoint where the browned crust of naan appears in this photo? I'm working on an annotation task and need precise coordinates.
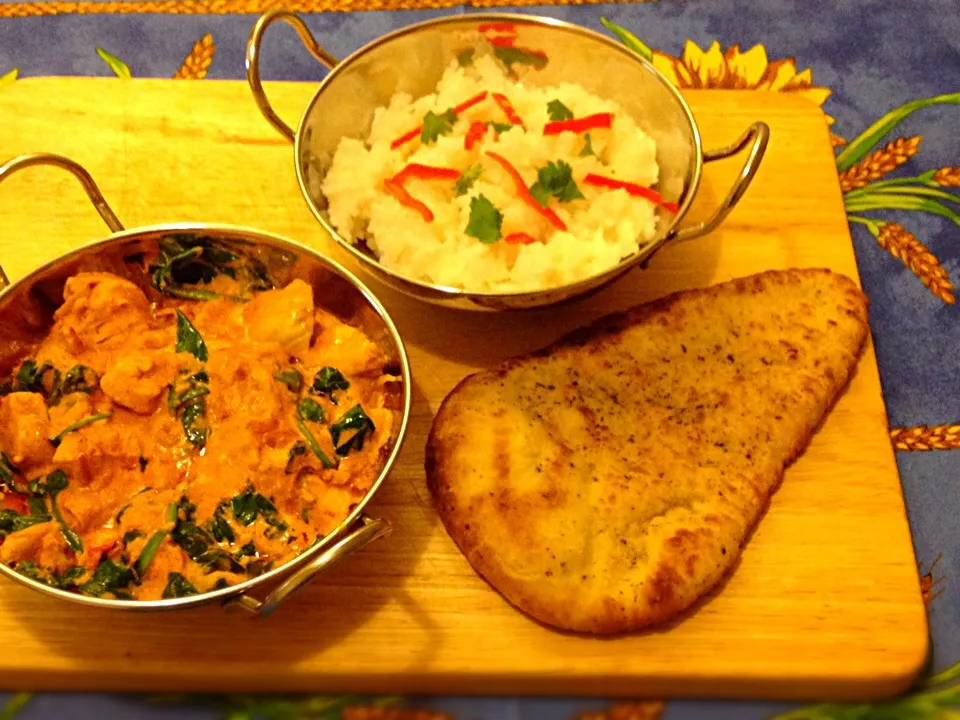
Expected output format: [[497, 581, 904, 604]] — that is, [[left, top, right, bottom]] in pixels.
[[426, 269, 870, 634]]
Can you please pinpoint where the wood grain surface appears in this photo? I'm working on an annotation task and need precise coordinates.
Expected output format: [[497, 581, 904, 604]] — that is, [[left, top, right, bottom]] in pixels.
[[0, 78, 929, 701]]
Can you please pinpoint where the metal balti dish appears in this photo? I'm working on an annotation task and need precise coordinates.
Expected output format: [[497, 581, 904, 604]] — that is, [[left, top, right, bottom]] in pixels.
[[0, 153, 412, 616], [246, 11, 770, 311]]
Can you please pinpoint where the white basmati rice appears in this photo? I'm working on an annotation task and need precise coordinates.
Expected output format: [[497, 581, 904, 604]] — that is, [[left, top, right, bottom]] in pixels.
[[322, 53, 665, 294]]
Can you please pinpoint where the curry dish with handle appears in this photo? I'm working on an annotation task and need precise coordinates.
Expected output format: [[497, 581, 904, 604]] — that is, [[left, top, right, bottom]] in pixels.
[[0, 153, 411, 614]]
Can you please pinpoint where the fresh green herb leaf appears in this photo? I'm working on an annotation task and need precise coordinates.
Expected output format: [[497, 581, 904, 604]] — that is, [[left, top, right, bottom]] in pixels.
[[0, 508, 51, 534], [162, 572, 198, 599], [169, 371, 210, 449], [300, 505, 313, 523], [0, 452, 18, 488], [14, 561, 56, 586], [24, 470, 83, 553], [465, 195, 503, 244], [175, 310, 208, 362], [234, 541, 257, 560], [455, 164, 483, 197], [296, 420, 336, 470], [486, 121, 514, 134], [206, 501, 235, 544], [13, 360, 64, 405], [60, 365, 99, 395], [138, 456, 148, 472], [529, 160, 584, 207], [579, 132, 596, 157], [297, 397, 325, 424], [80, 558, 135, 597], [58, 566, 86, 589], [493, 46, 549, 73], [274, 368, 303, 393], [149, 235, 271, 302], [49, 412, 110, 447], [285, 441, 308, 474], [547, 99, 574, 121], [27, 496, 48, 517], [135, 530, 167, 577], [457, 48, 475, 67], [330, 404, 377, 457], [421, 109, 458, 144], [194, 548, 243, 574], [171, 520, 212, 561], [310, 367, 350, 402], [123, 529, 146, 544], [231, 485, 283, 529], [212, 578, 230, 590]]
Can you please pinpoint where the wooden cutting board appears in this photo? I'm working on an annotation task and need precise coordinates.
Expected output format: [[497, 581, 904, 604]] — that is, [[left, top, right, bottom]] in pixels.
[[0, 78, 928, 702]]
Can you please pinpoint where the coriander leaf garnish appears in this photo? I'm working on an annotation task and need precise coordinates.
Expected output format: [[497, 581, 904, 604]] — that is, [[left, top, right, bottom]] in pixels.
[[580, 132, 596, 157], [493, 46, 549, 74], [529, 160, 585, 207], [546, 99, 574, 121], [465, 194, 504, 244], [457, 48, 475, 67], [455, 164, 483, 197], [421, 109, 458, 144], [175, 310, 208, 362], [486, 121, 514, 134]]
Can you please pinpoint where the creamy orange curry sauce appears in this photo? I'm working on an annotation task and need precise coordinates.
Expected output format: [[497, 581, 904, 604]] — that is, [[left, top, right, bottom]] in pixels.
[[0, 238, 398, 601]]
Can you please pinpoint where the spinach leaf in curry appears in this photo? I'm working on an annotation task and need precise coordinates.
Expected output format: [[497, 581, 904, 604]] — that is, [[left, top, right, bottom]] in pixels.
[[330, 404, 377, 457], [161, 571, 198, 599], [148, 235, 277, 302], [27, 470, 83, 554], [309, 367, 350, 404], [168, 370, 210, 449]]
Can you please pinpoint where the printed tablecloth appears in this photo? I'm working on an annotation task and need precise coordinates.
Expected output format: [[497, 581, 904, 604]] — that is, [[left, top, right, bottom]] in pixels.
[[1, 0, 959, 718]]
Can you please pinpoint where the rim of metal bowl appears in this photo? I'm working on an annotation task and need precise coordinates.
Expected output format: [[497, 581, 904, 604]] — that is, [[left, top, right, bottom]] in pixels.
[[293, 11, 704, 302], [0, 222, 413, 611]]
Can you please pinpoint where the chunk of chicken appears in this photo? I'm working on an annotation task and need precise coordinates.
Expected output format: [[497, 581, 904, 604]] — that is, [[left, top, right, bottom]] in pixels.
[[41, 273, 154, 373], [101, 351, 180, 414], [0, 392, 54, 470], [242, 279, 315, 356]]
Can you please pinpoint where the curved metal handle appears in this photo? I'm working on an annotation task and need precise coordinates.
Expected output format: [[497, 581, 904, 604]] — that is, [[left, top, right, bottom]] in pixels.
[[670, 121, 770, 243], [0, 153, 125, 290], [227, 515, 391, 617], [246, 10, 340, 142]]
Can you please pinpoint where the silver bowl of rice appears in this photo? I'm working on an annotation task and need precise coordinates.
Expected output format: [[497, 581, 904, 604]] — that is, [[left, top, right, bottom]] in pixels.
[[247, 12, 770, 311]]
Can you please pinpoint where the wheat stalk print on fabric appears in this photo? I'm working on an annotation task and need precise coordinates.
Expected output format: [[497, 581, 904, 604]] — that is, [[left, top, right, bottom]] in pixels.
[[0, 1, 959, 720]]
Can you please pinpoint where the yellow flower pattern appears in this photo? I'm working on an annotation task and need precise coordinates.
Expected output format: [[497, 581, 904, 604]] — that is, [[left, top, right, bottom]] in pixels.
[[651, 41, 843, 146]]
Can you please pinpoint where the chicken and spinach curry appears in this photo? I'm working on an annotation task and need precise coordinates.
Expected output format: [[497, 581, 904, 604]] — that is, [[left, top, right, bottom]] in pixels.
[[0, 236, 399, 601]]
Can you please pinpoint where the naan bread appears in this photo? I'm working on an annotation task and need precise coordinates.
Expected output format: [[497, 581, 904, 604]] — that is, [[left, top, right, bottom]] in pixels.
[[425, 269, 869, 634]]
